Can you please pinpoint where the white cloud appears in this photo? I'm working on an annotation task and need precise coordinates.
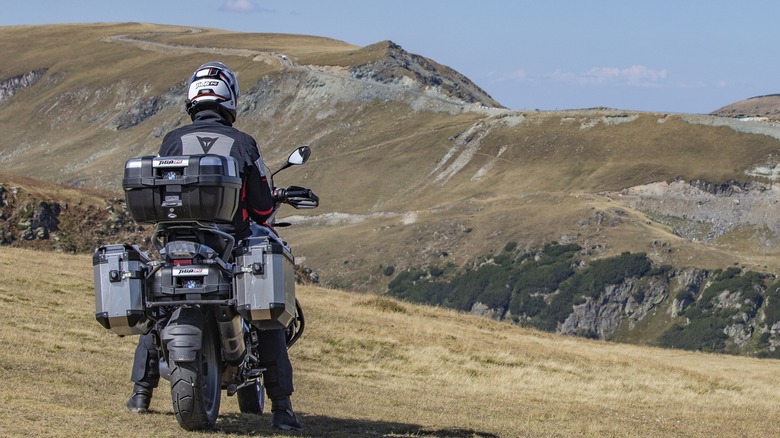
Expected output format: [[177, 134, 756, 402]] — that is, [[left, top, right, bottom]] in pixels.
[[586, 65, 667, 86], [509, 70, 527, 80], [222, 0, 256, 13], [549, 65, 668, 87]]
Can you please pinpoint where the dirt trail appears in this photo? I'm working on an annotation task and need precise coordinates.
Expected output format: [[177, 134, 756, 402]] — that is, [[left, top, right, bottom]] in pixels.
[[103, 33, 287, 66]]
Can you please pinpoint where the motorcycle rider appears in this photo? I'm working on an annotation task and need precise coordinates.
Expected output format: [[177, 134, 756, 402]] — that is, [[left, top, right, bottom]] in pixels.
[[125, 61, 302, 431]]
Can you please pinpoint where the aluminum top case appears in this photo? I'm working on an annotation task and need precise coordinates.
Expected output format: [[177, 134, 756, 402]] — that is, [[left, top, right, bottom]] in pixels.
[[123, 154, 241, 224]]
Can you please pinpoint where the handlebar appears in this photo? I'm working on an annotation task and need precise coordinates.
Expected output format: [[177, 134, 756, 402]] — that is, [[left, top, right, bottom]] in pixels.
[[274, 185, 319, 209]]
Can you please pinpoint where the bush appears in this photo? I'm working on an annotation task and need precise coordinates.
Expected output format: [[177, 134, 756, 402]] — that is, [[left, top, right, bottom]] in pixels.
[[658, 316, 729, 352], [386, 244, 665, 338], [542, 242, 582, 258], [698, 270, 764, 311], [674, 290, 695, 313], [763, 283, 780, 326], [562, 252, 652, 300], [647, 264, 673, 276]]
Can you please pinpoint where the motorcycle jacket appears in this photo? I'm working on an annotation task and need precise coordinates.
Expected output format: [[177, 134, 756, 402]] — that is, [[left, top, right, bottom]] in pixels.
[[159, 110, 274, 239]]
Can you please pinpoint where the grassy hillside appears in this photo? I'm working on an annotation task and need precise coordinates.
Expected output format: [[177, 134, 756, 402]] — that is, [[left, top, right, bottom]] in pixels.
[[1, 246, 780, 437], [7, 23, 780, 360], [4, 23, 780, 294]]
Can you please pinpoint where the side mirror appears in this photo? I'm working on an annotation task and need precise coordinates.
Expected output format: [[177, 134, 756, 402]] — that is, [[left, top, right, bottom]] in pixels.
[[273, 146, 311, 177], [287, 146, 311, 166]]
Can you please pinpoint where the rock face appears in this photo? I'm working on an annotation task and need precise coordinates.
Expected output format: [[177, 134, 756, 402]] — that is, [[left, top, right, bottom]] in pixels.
[[559, 275, 670, 339], [669, 269, 709, 317], [0, 180, 144, 253], [349, 41, 502, 108], [464, 263, 772, 356], [560, 280, 634, 339], [615, 179, 780, 245], [0, 69, 47, 104]]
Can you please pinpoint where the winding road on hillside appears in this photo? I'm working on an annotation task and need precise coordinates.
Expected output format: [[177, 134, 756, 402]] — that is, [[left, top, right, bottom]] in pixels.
[[104, 32, 287, 65]]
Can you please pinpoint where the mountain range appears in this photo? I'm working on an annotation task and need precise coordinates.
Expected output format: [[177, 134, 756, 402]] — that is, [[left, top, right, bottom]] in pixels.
[[3, 23, 780, 355]]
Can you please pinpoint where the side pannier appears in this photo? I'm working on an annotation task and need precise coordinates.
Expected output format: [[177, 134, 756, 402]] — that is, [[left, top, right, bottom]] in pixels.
[[233, 236, 296, 329], [93, 244, 151, 336]]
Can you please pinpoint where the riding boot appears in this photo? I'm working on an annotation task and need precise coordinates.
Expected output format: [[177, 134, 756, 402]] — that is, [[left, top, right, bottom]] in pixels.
[[126, 384, 153, 413], [271, 397, 302, 431]]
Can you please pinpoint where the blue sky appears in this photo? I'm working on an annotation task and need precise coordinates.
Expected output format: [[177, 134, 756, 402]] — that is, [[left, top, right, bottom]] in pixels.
[[2, 0, 778, 114]]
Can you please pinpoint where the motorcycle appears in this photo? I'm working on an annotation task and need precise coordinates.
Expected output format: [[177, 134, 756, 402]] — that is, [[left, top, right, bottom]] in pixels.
[[93, 146, 319, 430]]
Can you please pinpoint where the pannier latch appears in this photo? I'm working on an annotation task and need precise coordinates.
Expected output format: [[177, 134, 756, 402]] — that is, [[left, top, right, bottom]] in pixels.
[[108, 269, 144, 283], [252, 262, 264, 275], [109, 270, 122, 283]]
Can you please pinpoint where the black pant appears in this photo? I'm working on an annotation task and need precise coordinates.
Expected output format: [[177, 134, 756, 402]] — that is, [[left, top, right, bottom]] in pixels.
[[131, 327, 294, 400]]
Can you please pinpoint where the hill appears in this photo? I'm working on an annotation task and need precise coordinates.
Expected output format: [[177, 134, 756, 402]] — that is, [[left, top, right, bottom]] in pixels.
[[5, 23, 780, 353], [1, 246, 779, 437], [711, 94, 780, 119]]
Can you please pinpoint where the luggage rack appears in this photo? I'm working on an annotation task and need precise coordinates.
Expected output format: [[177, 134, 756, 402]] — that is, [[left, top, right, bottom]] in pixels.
[[145, 298, 237, 307]]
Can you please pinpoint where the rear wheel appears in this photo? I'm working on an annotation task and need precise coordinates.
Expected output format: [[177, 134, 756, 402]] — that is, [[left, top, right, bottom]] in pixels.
[[170, 319, 222, 430], [237, 378, 265, 414]]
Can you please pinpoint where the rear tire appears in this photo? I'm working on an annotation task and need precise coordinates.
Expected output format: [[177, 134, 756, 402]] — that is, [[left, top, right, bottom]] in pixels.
[[237, 379, 265, 414], [170, 319, 222, 430]]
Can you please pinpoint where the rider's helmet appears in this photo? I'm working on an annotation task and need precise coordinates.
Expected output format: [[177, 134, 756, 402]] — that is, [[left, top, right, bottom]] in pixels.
[[185, 61, 240, 123]]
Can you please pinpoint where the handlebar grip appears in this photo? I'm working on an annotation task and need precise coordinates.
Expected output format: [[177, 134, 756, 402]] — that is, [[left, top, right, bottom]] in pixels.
[[272, 188, 287, 202], [281, 185, 319, 209], [284, 188, 313, 198]]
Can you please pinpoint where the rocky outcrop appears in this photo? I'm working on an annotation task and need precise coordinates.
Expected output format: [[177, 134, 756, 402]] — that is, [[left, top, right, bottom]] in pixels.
[[669, 269, 709, 317], [0, 181, 145, 253], [0, 68, 47, 105], [615, 179, 780, 244], [350, 41, 502, 108], [559, 280, 633, 339], [559, 275, 670, 339], [109, 85, 182, 130]]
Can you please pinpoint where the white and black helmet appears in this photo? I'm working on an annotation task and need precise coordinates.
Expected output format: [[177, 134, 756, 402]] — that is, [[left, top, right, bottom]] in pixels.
[[185, 61, 240, 122]]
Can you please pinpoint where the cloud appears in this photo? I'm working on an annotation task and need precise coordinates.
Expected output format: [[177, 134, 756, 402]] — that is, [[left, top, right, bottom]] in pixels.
[[221, 0, 256, 13], [508, 70, 528, 80], [550, 65, 668, 87]]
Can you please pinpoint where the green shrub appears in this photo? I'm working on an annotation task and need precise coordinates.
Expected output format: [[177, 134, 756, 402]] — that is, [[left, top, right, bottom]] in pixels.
[[763, 283, 780, 326], [698, 270, 764, 311], [716, 266, 741, 281], [674, 290, 696, 314], [387, 244, 665, 338], [658, 316, 729, 352], [562, 252, 652, 299], [542, 242, 582, 258], [647, 264, 673, 276]]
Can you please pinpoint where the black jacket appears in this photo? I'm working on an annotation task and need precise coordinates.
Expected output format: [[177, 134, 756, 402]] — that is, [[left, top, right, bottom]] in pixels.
[[159, 110, 274, 239]]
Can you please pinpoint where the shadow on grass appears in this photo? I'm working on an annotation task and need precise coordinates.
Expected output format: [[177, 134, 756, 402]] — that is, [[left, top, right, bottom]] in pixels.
[[216, 412, 500, 437]]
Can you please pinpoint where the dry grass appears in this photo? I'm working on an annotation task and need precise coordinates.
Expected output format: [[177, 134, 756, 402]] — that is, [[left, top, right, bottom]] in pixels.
[[1, 246, 779, 437]]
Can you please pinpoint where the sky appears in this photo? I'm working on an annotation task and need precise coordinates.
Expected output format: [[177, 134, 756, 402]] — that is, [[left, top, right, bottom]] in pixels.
[[2, 0, 779, 114]]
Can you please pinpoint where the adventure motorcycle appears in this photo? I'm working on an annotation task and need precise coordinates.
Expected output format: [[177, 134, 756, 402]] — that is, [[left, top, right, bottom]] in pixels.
[[93, 147, 319, 431]]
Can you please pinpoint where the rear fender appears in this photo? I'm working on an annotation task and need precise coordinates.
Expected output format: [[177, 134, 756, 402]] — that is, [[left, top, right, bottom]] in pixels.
[[162, 306, 204, 362]]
